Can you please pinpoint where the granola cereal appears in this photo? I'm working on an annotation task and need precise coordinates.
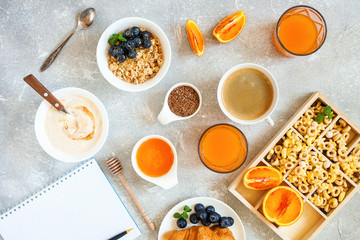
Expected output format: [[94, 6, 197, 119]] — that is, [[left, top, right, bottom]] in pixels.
[[107, 28, 164, 84]]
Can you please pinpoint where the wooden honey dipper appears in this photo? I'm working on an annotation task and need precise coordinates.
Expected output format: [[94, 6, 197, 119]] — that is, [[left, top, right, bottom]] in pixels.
[[107, 157, 156, 231]]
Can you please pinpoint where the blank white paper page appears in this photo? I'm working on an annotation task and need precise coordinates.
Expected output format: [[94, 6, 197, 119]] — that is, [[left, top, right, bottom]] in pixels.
[[0, 159, 141, 240]]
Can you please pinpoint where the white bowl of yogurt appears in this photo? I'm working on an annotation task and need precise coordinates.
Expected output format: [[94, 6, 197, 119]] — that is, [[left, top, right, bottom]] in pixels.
[[35, 87, 109, 162]]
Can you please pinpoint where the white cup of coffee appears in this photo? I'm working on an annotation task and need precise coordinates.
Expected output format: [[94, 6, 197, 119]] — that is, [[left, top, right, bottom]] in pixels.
[[217, 63, 279, 126]]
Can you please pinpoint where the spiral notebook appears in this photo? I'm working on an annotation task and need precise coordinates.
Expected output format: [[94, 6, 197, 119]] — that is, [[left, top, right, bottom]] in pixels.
[[0, 159, 141, 240]]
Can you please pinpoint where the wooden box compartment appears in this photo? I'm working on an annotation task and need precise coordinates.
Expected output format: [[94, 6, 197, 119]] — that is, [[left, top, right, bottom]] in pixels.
[[331, 118, 360, 149], [229, 92, 360, 240], [257, 201, 327, 240], [233, 160, 269, 207], [341, 142, 360, 184], [308, 177, 356, 217]]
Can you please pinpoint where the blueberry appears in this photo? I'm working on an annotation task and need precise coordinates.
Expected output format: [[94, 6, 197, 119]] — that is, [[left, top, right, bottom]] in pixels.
[[109, 46, 124, 57], [120, 41, 127, 50], [141, 31, 151, 39], [177, 218, 187, 229], [228, 217, 234, 226], [108, 46, 116, 56], [189, 213, 199, 224], [219, 217, 230, 228], [134, 37, 142, 48], [127, 49, 137, 59], [208, 212, 220, 223], [205, 206, 215, 213], [201, 219, 211, 226], [124, 41, 135, 51], [129, 39, 137, 48], [142, 39, 151, 49], [116, 54, 126, 63], [132, 26, 141, 37], [123, 28, 134, 39], [196, 210, 207, 220], [214, 212, 222, 220], [194, 203, 205, 212]]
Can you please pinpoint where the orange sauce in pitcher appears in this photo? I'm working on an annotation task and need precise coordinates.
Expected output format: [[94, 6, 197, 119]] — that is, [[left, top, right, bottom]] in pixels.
[[136, 138, 174, 177]]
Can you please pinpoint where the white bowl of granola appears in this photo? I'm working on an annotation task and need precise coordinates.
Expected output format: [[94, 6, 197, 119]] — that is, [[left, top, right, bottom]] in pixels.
[[97, 17, 171, 92]]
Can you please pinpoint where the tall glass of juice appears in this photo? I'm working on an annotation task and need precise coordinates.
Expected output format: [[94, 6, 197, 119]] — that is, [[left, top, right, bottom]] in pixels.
[[273, 5, 327, 57], [198, 124, 248, 173]]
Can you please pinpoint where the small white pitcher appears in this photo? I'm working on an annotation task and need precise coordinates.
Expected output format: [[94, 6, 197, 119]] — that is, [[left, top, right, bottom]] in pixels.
[[157, 83, 202, 125], [131, 135, 178, 189]]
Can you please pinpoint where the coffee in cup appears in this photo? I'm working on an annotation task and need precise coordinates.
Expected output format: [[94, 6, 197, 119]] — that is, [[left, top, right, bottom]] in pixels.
[[222, 68, 274, 120], [217, 63, 279, 126]]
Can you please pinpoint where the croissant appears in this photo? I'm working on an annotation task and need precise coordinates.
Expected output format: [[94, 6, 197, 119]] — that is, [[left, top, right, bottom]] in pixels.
[[165, 225, 235, 240]]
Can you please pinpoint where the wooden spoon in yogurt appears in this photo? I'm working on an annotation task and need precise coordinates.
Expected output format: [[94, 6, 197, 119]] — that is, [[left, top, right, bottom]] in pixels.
[[23, 74, 70, 115]]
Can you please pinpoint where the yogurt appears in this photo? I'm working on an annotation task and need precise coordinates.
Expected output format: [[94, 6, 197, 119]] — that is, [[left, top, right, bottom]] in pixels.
[[44, 95, 103, 155]]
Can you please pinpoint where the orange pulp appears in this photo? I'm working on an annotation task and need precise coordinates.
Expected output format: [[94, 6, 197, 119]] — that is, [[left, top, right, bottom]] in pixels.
[[243, 166, 283, 190], [262, 186, 304, 226], [136, 138, 174, 177], [213, 10, 246, 43], [278, 14, 318, 54], [186, 19, 205, 56], [199, 124, 247, 173]]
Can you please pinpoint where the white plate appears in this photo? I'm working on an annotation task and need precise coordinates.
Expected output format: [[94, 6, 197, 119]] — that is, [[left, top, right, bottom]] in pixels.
[[158, 197, 246, 240]]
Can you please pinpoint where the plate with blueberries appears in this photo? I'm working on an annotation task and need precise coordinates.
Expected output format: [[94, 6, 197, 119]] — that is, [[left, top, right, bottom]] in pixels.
[[158, 197, 245, 240]]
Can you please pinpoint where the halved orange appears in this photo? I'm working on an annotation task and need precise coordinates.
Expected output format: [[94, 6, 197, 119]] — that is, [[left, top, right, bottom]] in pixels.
[[243, 166, 283, 190], [186, 19, 205, 57], [263, 186, 304, 226], [213, 10, 246, 43]]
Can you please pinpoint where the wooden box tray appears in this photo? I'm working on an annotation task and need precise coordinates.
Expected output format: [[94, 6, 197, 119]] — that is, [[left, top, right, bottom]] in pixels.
[[229, 92, 360, 240]]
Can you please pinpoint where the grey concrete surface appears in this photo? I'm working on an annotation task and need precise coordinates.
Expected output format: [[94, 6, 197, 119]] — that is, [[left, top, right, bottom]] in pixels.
[[1, 0, 360, 239]]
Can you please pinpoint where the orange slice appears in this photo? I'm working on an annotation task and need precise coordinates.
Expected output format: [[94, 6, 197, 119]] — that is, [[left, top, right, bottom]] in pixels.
[[243, 166, 282, 190], [213, 10, 246, 43], [186, 19, 205, 56], [263, 186, 304, 226]]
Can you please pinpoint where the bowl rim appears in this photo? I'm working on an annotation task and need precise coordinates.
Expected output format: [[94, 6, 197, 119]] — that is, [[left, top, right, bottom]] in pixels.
[[96, 17, 171, 92], [163, 82, 202, 120], [34, 87, 109, 162], [131, 135, 178, 181], [217, 63, 279, 125], [197, 123, 248, 173]]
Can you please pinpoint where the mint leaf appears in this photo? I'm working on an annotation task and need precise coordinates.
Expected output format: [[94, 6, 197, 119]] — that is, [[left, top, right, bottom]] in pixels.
[[328, 113, 333, 120], [108, 38, 117, 46], [173, 213, 181, 219], [108, 34, 120, 46], [181, 212, 188, 220], [184, 205, 192, 213], [118, 33, 127, 42], [315, 113, 325, 123], [323, 106, 332, 116]]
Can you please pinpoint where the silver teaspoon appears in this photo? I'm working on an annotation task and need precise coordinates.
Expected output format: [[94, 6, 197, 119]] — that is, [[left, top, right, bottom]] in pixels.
[[40, 8, 96, 72]]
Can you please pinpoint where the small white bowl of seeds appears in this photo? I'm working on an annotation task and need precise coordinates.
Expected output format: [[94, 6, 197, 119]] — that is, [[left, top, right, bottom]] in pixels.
[[157, 83, 202, 125], [96, 17, 171, 92]]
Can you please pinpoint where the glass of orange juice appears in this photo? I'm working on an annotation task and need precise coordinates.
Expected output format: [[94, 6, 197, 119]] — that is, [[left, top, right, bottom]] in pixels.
[[273, 5, 327, 57], [198, 124, 248, 173]]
